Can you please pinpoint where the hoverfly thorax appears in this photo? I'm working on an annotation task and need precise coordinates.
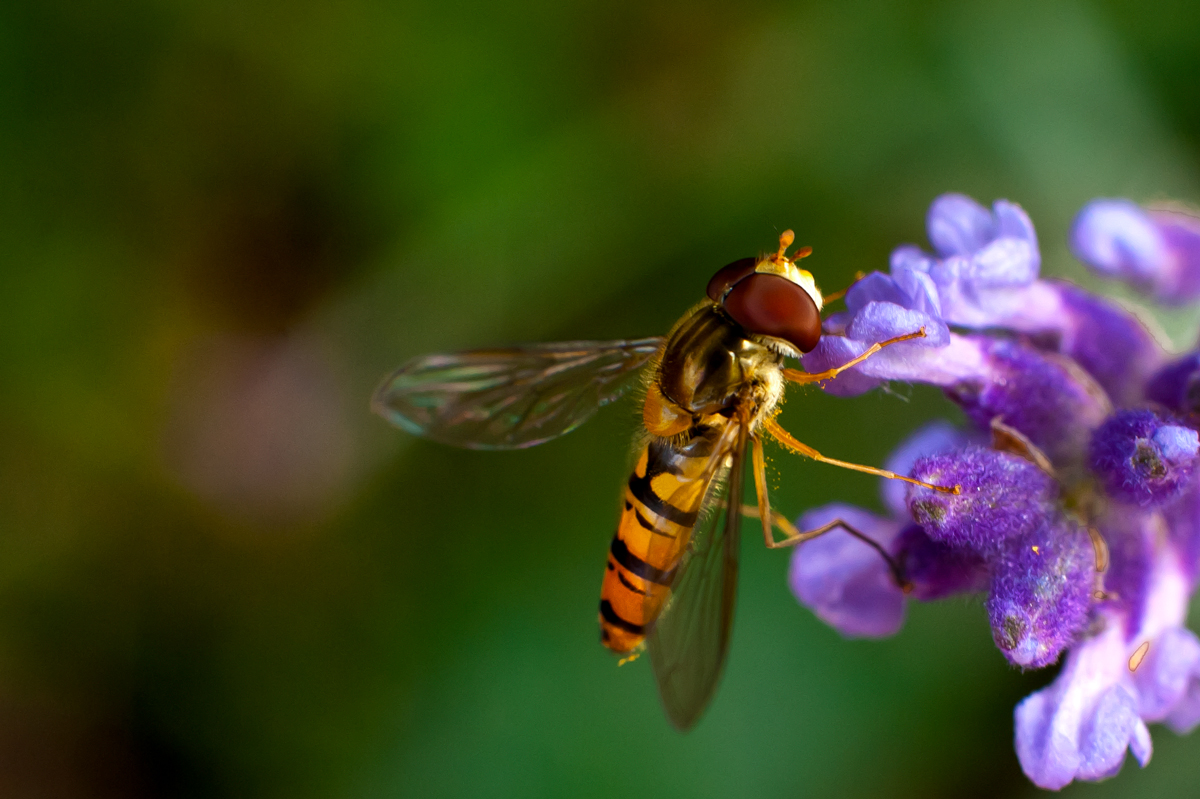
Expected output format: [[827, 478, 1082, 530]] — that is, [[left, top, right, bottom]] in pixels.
[[656, 307, 775, 417], [705, 230, 825, 357]]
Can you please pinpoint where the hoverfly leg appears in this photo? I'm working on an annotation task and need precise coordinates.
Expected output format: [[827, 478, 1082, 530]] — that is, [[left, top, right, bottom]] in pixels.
[[750, 434, 775, 552], [741, 504, 911, 591], [763, 417, 961, 495], [781, 327, 928, 386]]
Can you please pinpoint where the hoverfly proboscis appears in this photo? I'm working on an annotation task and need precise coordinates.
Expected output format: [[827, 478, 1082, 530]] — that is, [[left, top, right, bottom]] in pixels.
[[372, 230, 960, 731]]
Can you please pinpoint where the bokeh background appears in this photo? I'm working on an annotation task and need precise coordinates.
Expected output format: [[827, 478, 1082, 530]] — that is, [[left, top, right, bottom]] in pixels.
[[4, 1, 1200, 796]]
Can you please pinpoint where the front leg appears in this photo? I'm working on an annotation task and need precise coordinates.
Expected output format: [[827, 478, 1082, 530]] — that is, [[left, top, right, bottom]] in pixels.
[[764, 417, 960, 494], [782, 328, 927, 386], [740, 503, 911, 591]]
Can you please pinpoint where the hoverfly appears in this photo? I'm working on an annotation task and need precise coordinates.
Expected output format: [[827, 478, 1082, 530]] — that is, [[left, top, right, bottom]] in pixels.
[[372, 231, 958, 730]]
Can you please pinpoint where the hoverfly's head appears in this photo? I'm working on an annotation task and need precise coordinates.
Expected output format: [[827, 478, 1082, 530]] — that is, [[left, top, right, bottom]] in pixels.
[[705, 229, 824, 354]]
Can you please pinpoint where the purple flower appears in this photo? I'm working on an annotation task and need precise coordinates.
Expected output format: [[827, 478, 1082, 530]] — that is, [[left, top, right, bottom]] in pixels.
[[1072, 199, 1200, 303], [1015, 625, 1154, 789], [1146, 352, 1200, 417], [1090, 410, 1199, 507], [906, 447, 1094, 668], [906, 447, 1058, 550], [985, 519, 1094, 669], [879, 421, 973, 518], [804, 193, 1164, 406], [787, 192, 1200, 790], [788, 504, 905, 638], [894, 523, 989, 600], [1014, 516, 1198, 788]]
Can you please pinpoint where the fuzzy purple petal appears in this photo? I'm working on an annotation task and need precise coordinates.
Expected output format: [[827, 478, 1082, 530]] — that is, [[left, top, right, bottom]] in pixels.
[[1146, 352, 1200, 416], [893, 524, 989, 600], [1163, 481, 1200, 587], [1089, 410, 1198, 507], [906, 447, 1059, 551], [945, 337, 1110, 465], [881, 422, 974, 518], [1049, 282, 1164, 407], [789, 504, 906, 638], [1099, 506, 1154, 637], [986, 520, 1095, 668]]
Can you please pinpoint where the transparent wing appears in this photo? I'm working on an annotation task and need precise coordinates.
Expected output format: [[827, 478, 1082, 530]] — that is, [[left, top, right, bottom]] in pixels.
[[371, 338, 663, 450], [646, 419, 746, 731]]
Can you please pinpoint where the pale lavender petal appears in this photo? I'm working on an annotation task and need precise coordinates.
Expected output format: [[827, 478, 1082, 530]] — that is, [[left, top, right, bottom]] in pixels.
[[1015, 681, 1082, 789], [843, 271, 911, 313], [994, 198, 1039, 246], [1153, 210, 1200, 301], [889, 243, 936, 275], [1076, 686, 1149, 781], [1166, 679, 1200, 734], [1130, 718, 1153, 767], [845, 301, 949, 348], [890, 261, 943, 318], [927, 193, 994, 256], [1132, 626, 1200, 723], [1015, 626, 1152, 790], [799, 335, 879, 397], [1154, 425, 1199, 465], [789, 504, 906, 638], [1071, 199, 1166, 283], [968, 235, 1039, 288], [801, 325, 986, 397], [1071, 200, 1200, 303]]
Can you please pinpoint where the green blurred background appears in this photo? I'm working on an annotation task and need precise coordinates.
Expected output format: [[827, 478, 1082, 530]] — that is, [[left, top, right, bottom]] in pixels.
[[3, 0, 1200, 796]]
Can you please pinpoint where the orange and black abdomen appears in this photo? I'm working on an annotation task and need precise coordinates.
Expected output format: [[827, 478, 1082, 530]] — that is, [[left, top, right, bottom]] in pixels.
[[599, 431, 717, 652]]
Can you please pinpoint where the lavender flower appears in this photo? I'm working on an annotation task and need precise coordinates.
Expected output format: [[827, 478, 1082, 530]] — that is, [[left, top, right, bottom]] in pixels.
[[1072, 199, 1200, 303], [1089, 411, 1199, 507], [788, 192, 1200, 790], [805, 195, 1163, 405], [906, 447, 1059, 550]]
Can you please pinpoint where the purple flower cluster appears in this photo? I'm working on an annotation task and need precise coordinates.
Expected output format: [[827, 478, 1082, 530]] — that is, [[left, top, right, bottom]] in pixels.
[[790, 193, 1200, 789]]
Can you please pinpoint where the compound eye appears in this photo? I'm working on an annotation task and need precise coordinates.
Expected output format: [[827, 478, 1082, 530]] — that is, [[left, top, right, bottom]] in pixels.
[[722, 273, 822, 353], [706, 257, 758, 302]]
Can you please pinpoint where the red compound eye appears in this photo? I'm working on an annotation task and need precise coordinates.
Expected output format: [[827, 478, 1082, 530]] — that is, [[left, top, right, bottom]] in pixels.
[[722, 273, 822, 353], [706, 257, 758, 302]]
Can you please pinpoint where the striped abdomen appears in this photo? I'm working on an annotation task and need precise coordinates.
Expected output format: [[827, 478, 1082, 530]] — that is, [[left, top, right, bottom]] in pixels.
[[599, 429, 719, 652]]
